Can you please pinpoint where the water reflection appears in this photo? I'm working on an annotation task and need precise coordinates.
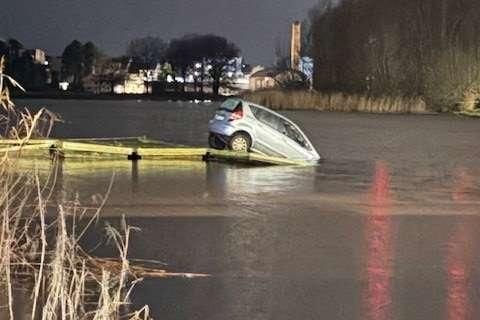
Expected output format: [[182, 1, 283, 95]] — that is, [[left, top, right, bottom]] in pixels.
[[220, 215, 275, 320], [363, 161, 394, 320], [6, 154, 480, 320], [445, 168, 475, 320]]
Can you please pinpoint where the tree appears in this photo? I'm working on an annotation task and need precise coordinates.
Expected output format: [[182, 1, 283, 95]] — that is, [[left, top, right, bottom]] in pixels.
[[83, 41, 100, 75], [166, 35, 196, 92], [7, 39, 23, 59], [0, 40, 8, 58], [126, 36, 167, 66], [166, 34, 240, 95], [62, 40, 84, 90], [201, 35, 240, 95]]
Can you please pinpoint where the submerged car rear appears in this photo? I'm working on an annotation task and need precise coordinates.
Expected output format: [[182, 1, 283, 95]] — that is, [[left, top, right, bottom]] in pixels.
[[209, 99, 249, 149]]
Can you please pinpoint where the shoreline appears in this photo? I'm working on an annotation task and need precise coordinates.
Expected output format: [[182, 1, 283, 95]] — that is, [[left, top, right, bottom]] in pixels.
[[13, 91, 480, 117], [13, 91, 226, 102]]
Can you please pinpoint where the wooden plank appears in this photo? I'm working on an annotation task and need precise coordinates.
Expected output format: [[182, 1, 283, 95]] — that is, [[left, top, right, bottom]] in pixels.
[[205, 149, 305, 166], [0, 143, 53, 153], [61, 141, 134, 155], [66, 137, 144, 142], [0, 138, 309, 166], [0, 139, 57, 145], [137, 147, 207, 157]]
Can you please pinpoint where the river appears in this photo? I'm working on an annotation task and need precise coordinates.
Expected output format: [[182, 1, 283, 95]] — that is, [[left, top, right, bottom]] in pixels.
[[11, 99, 480, 320]]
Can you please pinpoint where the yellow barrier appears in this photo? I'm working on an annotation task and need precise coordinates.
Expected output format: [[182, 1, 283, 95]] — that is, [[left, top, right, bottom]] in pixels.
[[0, 138, 307, 166]]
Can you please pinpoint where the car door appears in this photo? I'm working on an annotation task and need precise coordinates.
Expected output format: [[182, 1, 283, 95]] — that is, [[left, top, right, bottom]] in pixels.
[[256, 108, 312, 159], [249, 106, 289, 157]]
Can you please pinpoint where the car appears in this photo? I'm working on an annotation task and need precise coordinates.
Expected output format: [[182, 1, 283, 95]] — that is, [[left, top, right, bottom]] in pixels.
[[208, 98, 321, 162]]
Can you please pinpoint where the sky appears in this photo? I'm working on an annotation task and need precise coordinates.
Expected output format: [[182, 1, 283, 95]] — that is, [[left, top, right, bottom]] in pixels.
[[1, 0, 319, 66]]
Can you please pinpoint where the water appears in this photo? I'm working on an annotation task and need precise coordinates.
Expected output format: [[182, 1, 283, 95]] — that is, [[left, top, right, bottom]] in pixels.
[[14, 99, 480, 319]]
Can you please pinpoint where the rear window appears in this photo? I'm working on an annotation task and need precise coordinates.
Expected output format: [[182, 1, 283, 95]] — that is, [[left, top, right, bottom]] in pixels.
[[218, 99, 242, 112]]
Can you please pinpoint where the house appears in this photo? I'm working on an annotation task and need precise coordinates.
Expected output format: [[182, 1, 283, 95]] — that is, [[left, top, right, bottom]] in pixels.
[[82, 58, 160, 94], [249, 68, 278, 91], [249, 68, 309, 91], [26, 49, 46, 65]]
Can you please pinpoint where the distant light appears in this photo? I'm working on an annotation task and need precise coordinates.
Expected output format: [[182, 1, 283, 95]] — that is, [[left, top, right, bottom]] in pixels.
[[195, 63, 202, 69], [59, 82, 69, 91], [227, 71, 233, 78], [44, 61, 49, 66], [166, 75, 174, 83], [114, 84, 125, 94], [206, 65, 212, 71]]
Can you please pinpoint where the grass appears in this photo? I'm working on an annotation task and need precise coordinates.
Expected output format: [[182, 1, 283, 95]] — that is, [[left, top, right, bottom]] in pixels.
[[242, 90, 430, 114], [0, 56, 207, 319]]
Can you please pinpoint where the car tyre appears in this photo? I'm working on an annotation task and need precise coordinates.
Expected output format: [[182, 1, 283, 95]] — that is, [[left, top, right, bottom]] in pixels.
[[229, 132, 251, 152], [209, 133, 226, 150]]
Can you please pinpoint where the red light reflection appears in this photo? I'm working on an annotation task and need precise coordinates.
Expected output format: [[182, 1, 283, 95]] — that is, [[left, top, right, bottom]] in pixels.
[[363, 161, 393, 320], [445, 168, 473, 320]]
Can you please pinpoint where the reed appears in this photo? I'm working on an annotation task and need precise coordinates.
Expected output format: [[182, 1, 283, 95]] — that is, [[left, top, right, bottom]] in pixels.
[[0, 56, 206, 319], [242, 90, 429, 114]]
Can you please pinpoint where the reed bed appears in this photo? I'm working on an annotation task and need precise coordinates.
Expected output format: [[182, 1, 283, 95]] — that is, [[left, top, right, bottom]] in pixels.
[[242, 90, 429, 114], [0, 56, 205, 319]]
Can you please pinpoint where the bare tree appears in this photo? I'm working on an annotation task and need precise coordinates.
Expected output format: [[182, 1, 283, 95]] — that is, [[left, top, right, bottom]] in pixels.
[[310, 0, 480, 110]]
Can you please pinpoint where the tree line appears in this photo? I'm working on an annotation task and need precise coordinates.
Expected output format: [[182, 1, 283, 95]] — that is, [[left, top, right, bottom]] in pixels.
[[63, 34, 239, 95], [1, 34, 240, 96], [0, 39, 49, 90], [310, 0, 480, 110]]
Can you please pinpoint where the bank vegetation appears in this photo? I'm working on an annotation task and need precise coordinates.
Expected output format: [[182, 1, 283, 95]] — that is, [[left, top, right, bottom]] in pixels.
[[0, 57, 203, 319], [242, 90, 428, 113], [309, 0, 480, 115]]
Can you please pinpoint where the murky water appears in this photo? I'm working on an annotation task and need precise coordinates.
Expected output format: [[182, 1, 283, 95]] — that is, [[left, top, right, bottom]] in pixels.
[[13, 99, 480, 319]]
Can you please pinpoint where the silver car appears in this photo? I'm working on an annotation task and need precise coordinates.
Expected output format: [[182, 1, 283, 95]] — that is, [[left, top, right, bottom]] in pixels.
[[208, 98, 320, 162]]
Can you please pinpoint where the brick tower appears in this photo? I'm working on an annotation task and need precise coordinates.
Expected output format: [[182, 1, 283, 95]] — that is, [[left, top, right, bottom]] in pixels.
[[291, 21, 301, 71]]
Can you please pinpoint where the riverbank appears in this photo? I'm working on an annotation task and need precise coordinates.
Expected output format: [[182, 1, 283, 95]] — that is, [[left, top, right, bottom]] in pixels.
[[9, 99, 480, 319], [16, 89, 480, 117], [242, 89, 432, 114], [13, 90, 224, 102]]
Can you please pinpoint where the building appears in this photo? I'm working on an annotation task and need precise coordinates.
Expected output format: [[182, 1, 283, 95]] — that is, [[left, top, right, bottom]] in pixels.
[[26, 49, 46, 65], [249, 68, 309, 91], [249, 68, 279, 91], [123, 72, 149, 94], [291, 21, 301, 71]]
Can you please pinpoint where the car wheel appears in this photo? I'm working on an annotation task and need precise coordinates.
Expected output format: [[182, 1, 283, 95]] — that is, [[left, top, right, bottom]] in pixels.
[[229, 132, 251, 152], [209, 133, 226, 150]]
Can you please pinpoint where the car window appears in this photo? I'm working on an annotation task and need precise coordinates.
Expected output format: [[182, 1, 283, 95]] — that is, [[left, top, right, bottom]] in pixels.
[[283, 121, 310, 149], [219, 99, 241, 111], [251, 106, 284, 131], [251, 105, 311, 149]]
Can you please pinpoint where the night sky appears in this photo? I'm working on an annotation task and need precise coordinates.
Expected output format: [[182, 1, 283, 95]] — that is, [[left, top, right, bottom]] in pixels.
[[1, 0, 318, 65]]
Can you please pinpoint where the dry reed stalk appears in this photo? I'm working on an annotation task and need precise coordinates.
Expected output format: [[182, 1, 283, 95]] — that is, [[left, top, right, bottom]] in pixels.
[[0, 56, 208, 319]]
